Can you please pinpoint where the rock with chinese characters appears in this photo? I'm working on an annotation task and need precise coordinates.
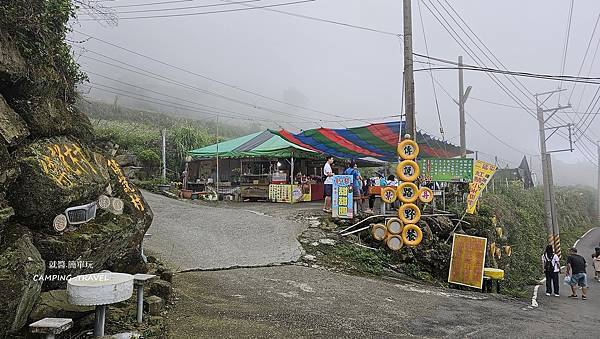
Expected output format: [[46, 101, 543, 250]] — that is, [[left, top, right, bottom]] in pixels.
[[0, 223, 45, 335], [29, 161, 153, 290], [6, 136, 111, 228]]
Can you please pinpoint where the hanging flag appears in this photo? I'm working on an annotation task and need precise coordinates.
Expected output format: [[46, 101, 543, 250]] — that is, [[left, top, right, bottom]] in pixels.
[[466, 160, 497, 214]]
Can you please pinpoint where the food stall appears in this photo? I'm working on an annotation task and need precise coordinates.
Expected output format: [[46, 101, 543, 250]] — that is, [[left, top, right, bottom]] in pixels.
[[187, 130, 324, 202]]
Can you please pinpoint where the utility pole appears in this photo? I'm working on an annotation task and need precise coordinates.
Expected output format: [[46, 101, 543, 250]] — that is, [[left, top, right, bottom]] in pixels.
[[535, 89, 572, 258], [597, 141, 600, 224], [458, 56, 472, 158], [161, 129, 166, 180], [216, 116, 220, 202], [403, 0, 415, 139]]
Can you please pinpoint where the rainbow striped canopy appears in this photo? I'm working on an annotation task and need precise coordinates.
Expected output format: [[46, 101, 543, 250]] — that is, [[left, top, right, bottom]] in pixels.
[[273, 122, 463, 162]]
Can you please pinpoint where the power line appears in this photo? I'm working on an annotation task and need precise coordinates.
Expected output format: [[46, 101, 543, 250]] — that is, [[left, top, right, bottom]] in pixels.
[[567, 12, 600, 104], [84, 70, 401, 125], [107, 0, 225, 9], [78, 0, 316, 20], [557, 0, 574, 103], [412, 64, 600, 85], [220, 0, 401, 37], [423, 0, 581, 148], [71, 30, 373, 124], [76, 51, 321, 124], [104, 0, 262, 14], [415, 0, 444, 140], [431, 0, 574, 142], [431, 76, 536, 157]]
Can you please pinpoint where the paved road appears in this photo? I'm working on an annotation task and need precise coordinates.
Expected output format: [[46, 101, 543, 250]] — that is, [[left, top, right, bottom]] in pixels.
[[167, 265, 599, 339], [535, 227, 600, 327], [143, 192, 306, 271]]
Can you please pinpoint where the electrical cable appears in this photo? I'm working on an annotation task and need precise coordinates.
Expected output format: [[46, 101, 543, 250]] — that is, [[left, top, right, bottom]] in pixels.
[[105, 0, 262, 14], [416, 0, 445, 141], [71, 31, 374, 124], [78, 0, 316, 20], [557, 0, 574, 104]]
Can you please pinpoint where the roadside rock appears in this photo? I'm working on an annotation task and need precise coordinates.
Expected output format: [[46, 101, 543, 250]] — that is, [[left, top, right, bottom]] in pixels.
[[160, 270, 174, 283], [0, 224, 45, 334], [115, 154, 139, 167], [149, 280, 172, 300], [144, 295, 164, 316], [29, 289, 94, 322], [8, 96, 92, 139], [0, 94, 28, 145], [7, 137, 111, 228]]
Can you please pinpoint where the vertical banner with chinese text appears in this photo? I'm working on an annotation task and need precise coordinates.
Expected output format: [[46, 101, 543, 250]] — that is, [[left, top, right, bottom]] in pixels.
[[466, 160, 497, 214], [332, 175, 353, 219]]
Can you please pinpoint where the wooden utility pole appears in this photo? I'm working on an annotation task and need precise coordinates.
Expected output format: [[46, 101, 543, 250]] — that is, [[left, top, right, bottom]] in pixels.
[[458, 56, 472, 158], [403, 0, 415, 139], [535, 89, 572, 258]]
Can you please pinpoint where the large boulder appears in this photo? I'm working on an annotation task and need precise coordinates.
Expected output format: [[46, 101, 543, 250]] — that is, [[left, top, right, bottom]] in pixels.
[[32, 158, 153, 290], [29, 289, 94, 322], [7, 136, 111, 228], [0, 94, 28, 145], [0, 224, 45, 335], [7, 96, 92, 139]]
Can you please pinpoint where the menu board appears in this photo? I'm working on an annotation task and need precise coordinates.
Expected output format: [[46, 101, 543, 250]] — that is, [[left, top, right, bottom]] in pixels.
[[332, 175, 353, 219], [448, 234, 487, 289], [418, 158, 474, 182]]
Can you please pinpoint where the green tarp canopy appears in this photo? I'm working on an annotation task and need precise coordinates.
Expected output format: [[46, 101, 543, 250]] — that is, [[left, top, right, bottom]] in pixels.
[[188, 130, 320, 159]]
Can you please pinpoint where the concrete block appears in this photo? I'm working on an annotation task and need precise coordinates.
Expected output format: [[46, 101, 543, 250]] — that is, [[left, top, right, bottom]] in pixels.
[[144, 295, 164, 316]]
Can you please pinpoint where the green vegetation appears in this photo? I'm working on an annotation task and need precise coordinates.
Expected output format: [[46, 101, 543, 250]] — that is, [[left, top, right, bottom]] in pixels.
[[0, 0, 84, 99], [466, 183, 598, 297], [93, 119, 214, 178], [84, 99, 261, 179]]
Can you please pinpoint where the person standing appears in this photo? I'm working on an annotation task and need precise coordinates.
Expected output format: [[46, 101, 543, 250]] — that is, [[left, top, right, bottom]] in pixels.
[[344, 161, 364, 213], [541, 245, 560, 297], [322, 155, 334, 213], [566, 247, 588, 300]]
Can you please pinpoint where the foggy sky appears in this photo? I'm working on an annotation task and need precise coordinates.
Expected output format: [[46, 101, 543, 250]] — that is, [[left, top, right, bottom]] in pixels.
[[71, 0, 599, 187]]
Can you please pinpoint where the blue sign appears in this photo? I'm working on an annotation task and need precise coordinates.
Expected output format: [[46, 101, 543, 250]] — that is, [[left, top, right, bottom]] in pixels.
[[332, 175, 354, 219]]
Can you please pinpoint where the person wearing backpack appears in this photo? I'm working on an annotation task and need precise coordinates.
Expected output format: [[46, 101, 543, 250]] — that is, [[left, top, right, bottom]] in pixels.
[[541, 244, 560, 297]]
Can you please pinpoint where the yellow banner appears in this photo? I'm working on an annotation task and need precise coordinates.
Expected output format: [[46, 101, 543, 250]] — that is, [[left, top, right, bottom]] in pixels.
[[466, 160, 497, 214]]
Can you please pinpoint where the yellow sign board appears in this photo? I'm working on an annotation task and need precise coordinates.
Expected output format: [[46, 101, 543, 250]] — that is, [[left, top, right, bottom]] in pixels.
[[466, 160, 497, 214], [448, 234, 487, 289]]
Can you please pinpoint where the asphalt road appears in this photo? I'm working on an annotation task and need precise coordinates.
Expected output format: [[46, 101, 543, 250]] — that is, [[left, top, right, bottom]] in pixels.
[[145, 192, 600, 338], [143, 192, 306, 271], [535, 227, 600, 331], [167, 265, 600, 339]]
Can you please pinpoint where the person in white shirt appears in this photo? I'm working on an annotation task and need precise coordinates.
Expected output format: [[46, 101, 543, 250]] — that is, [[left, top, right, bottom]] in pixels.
[[323, 155, 334, 212], [541, 244, 560, 297]]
